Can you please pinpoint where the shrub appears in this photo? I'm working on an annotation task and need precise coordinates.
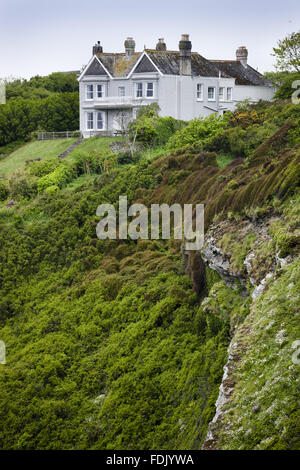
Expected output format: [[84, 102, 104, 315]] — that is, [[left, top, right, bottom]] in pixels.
[[37, 164, 74, 193], [9, 175, 37, 199], [0, 181, 9, 201], [45, 185, 60, 195], [167, 114, 228, 150], [29, 158, 61, 177]]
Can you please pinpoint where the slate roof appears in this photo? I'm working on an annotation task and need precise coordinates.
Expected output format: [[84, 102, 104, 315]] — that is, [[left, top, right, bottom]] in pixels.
[[146, 50, 222, 77], [88, 50, 272, 87], [95, 52, 142, 77], [210, 60, 272, 86]]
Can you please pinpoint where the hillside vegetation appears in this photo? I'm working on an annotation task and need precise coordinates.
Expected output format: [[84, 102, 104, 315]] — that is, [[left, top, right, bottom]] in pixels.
[[0, 99, 299, 450], [0, 139, 78, 178]]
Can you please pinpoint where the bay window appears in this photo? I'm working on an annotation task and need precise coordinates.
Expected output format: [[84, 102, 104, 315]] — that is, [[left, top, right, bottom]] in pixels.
[[97, 84, 103, 98], [208, 87, 216, 101], [86, 84, 94, 100], [136, 83, 143, 98], [146, 82, 154, 97], [87, 112, 94, 130], [97, 112, 104, 130], [219, 87, 225, 101], [227, 87, 233, 101]]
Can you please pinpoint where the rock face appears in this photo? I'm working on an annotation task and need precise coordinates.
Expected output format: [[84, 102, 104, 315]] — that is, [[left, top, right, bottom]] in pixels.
[[201, 235, 246, 291], [202, 339, 238, 450], [200, 212, 297, 450]]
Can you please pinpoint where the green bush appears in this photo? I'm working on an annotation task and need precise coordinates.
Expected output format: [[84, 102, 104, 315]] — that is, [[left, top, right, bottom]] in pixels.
[[274, 72, 300, 100], [37, 164, 74, 193], [8, 175, 37, 199], [0, 181, 9, 201], [29, 158, 61, 177], [167, 114, 228, 150]]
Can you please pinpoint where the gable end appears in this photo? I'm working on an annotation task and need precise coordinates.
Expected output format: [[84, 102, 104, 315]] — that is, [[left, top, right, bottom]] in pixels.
[[134, 55, 158, 73], [85, 58, 108, 76]]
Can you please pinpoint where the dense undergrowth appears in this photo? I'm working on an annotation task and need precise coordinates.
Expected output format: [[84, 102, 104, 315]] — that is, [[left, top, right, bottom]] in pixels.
[[0, 99, 299, 449]]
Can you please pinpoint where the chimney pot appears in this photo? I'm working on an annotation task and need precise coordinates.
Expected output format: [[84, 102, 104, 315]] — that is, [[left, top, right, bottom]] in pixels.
[[236, 46, 248, 67], [124, 37, 136, 56], [92, 41, 103, 55], [179, 33, 192, 75], [156, 38, 167, 51]]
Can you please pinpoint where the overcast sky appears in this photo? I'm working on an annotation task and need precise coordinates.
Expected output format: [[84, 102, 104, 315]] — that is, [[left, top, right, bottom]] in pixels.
[[0, 0, 299, 79]]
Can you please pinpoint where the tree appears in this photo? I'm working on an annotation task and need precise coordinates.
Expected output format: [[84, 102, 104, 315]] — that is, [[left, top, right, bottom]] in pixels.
[[272, 31, 300, 72]]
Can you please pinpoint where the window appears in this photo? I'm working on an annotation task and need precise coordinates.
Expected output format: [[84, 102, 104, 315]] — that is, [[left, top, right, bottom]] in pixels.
[[196, 83, 203, 100], [97, 84, 103, 98], [118, 86, 125, 97], [227, 87, 233, 101], [97, 112, 104, 130], [146, 82, 154, 97], [87, 112, 94, 130], [86, 84, 93, 100], [219, 87, 225, 101], [208, 87, 216, 101], [136, 83, 143, 98]]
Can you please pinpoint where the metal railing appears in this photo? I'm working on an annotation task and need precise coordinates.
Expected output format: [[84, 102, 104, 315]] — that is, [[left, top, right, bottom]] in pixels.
[[38, 131, 82, 140]]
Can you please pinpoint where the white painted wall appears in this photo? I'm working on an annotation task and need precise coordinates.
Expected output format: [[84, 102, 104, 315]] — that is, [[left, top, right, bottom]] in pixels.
[[79, 67, 275, 136]]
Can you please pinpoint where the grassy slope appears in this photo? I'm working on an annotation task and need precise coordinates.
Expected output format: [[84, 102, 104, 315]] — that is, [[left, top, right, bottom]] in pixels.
[[67, 136, 124, 160], [0, 139, 77, 178]]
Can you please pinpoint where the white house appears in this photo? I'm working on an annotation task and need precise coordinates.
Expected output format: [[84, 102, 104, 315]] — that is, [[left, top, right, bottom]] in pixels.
[[78, 35, 275, 138]]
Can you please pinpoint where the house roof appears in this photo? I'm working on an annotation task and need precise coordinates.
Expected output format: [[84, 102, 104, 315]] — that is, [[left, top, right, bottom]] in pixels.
[[145, 50, 222, 77], [210, 60, 272, 86], [95, 52, 142, 77], [83, 50, 272, 87]]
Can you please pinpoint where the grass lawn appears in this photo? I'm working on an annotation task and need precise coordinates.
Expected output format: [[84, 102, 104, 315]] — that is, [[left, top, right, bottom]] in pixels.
[[0, 139, 77, 178], [68, 136, 125, 161]]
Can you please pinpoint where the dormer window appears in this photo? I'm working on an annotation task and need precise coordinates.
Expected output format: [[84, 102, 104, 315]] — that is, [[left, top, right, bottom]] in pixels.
[[136, 83, 143, 98], [86, 84, 94, 100], [208, 87, 216, 101], [196, 84, 203, 101], [146, 83, 154, 97]]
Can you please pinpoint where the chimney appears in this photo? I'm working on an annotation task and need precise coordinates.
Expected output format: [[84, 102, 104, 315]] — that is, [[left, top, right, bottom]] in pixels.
[[92, 41, 103, 55], [156, 38, 167, 51], [179, 34, 192, 75], [124, 37, 136, 57], [236, 46, 248, 67]]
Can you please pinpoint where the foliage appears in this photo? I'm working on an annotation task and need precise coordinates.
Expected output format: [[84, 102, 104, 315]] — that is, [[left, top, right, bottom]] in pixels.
[[128, 104, 186, 147], [5, 72, 79, 101], [167, 114, 228, 151], [37, 164, 75, 193], [272, 31, 300, 72], [0, 139, 77, 179], [0, 93, 79, 147], [0, 181, 9, 201], [0, 97, 299, 451], [273, 72, 300, 100]]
